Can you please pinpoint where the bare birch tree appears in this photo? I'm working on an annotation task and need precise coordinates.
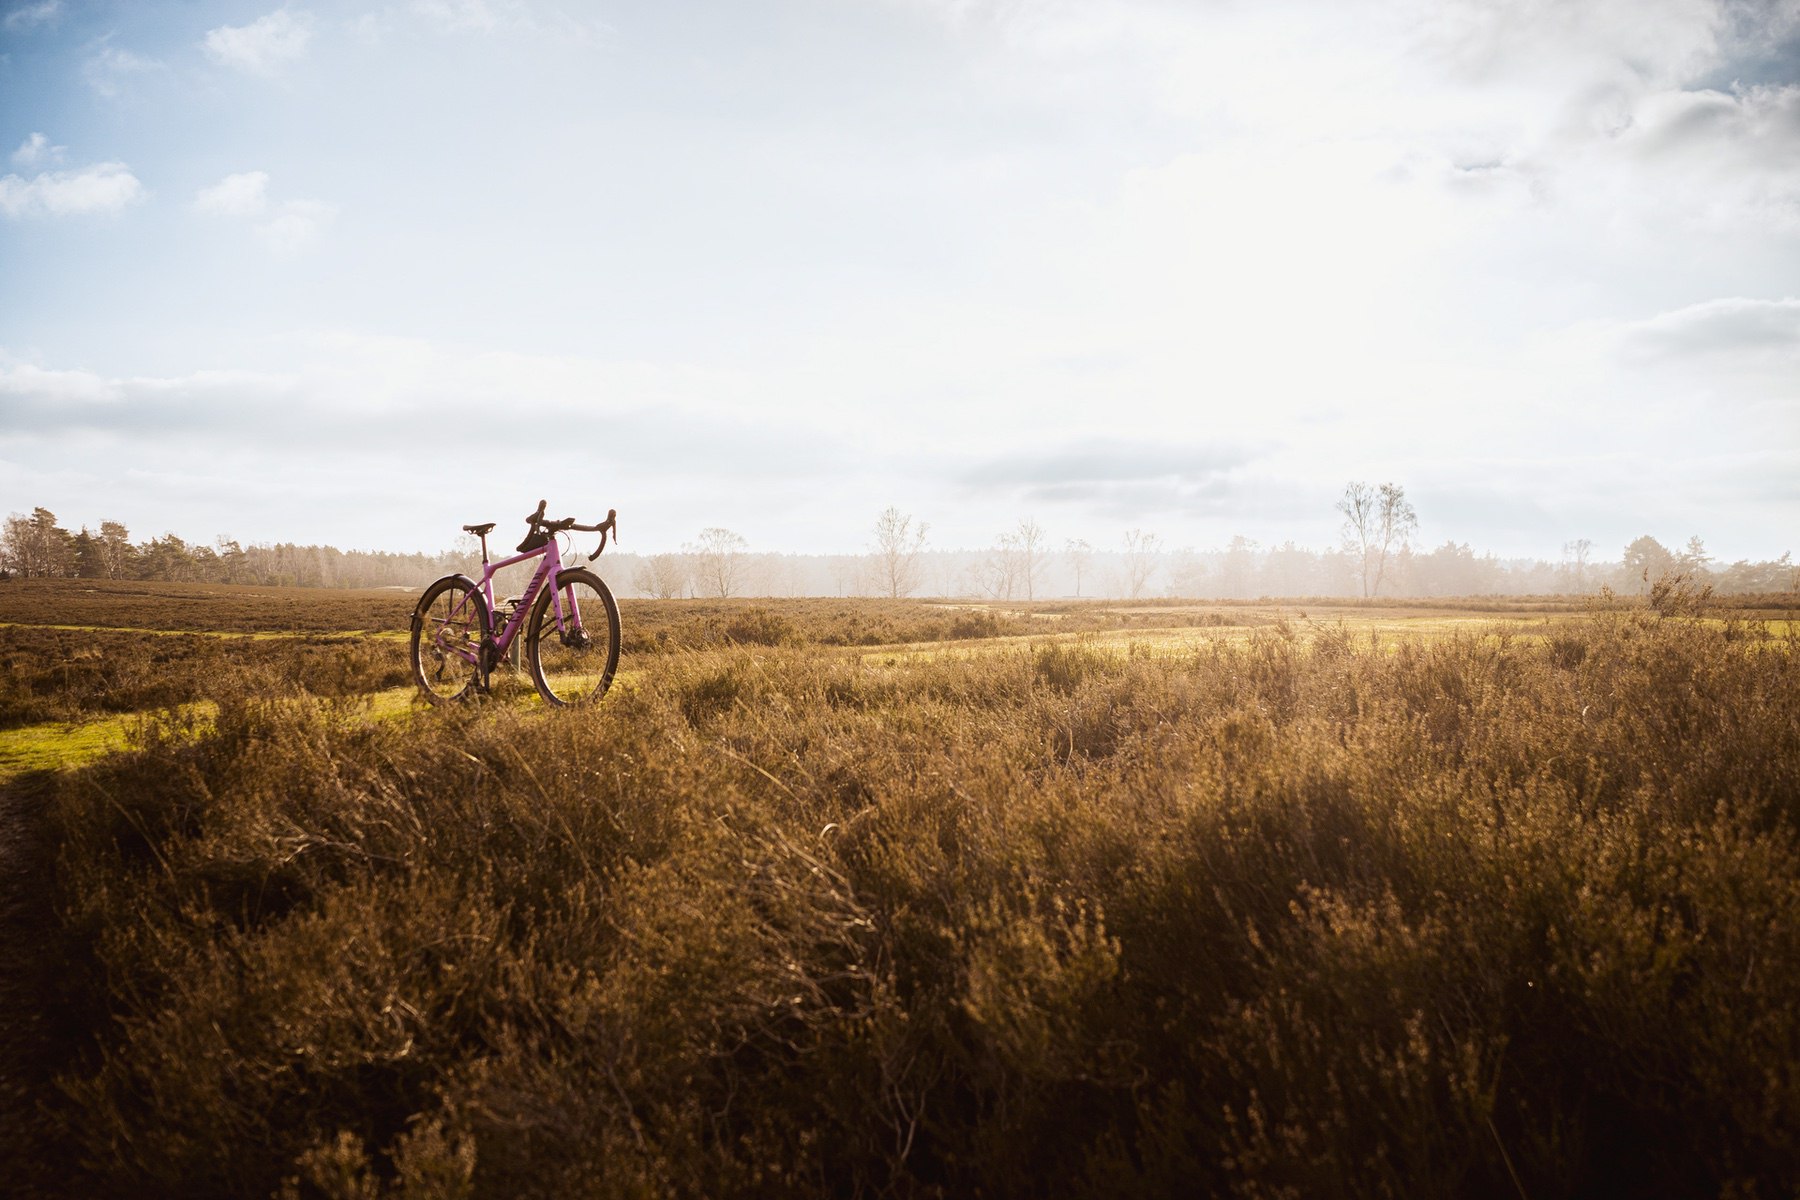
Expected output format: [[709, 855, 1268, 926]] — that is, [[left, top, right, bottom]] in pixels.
[[1065, 538, 1093, 598], [1121, 528, 1161, 599], [974, 519, 1049, 601], [1337, 481, 1416, 598], [1014, 518, 1046, 601], [975, 537, 1020, 600], [871, 507, 929, 599], [686, 527, 748, 598], [633, 553, 691, 599], [1561, 538, 1593, 592]]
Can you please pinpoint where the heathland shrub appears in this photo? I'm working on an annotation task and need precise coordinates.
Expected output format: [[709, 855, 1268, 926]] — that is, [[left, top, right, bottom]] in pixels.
[[720, 607, 802, 647], [0, 627, 411, 728], [7, 607, 1799, 1197]]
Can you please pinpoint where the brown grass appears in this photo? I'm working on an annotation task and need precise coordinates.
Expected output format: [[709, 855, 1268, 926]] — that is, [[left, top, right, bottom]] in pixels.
[[0, 625, 412, 729], [0, 578, 422, 634], [2, 591, 1797, 1197]]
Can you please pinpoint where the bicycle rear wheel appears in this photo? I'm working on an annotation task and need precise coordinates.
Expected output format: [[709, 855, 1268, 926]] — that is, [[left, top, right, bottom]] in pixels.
[[411, 575, 488, 704], [526, 568, 621, 706]]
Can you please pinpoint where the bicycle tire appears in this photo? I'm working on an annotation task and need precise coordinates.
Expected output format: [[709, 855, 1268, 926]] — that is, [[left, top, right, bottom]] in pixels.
[[525, 568, 621, 706], [411, 575, 489, 704]]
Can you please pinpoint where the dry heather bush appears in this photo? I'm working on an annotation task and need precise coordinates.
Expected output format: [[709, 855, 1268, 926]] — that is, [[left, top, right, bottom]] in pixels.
[[0, 578, 418, 634], [618, 599, 1043, 655], [0, 627, 411, 728], [9, 605, 1799, 1197]]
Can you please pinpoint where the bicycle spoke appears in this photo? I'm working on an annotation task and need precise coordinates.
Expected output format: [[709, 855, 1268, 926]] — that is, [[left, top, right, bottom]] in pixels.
[[410, 576, 485, 704], [526, 570, 620, 706]]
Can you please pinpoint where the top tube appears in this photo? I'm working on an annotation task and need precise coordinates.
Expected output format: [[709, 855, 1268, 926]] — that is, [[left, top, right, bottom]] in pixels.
[[485, 539, 555, 573]]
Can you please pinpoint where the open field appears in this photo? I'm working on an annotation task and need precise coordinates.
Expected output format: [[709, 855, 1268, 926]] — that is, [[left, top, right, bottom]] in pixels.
[[3, 581, 1798, 1197], [4, 580, 1790, 779]]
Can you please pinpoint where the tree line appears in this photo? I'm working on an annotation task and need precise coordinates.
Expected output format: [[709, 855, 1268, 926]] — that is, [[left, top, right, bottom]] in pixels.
[[5, 494, 1794, 599], [0, 508, 464, 590], [624, 492, 1794, 600]]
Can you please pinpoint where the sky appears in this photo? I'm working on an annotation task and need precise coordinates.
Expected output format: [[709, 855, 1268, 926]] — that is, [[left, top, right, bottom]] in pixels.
[[1, 0, 1796, 561]]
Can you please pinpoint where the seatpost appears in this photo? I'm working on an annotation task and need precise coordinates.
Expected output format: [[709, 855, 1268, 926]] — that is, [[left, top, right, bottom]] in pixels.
[[478, 530, 491, 564]]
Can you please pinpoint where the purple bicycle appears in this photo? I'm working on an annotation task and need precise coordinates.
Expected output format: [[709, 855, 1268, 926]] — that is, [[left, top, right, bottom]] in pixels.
[[410, 500, 621, 706]]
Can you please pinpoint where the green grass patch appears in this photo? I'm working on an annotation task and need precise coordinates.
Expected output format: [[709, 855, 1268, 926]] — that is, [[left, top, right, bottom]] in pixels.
[[0, 702, 217, 780], [0, 715, 135, 778]]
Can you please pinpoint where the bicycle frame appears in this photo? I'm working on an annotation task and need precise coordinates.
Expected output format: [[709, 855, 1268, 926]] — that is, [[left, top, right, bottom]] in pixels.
[[412, 501, 620, 707], [439, 536, 584, 674]]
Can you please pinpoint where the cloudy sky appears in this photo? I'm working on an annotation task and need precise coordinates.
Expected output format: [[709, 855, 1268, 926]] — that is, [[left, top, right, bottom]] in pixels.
[[1, 0, 1796, 560]]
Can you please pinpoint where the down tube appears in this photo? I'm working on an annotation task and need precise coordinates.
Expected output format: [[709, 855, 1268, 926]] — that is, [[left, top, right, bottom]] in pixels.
[[509, 549, 558, 646]]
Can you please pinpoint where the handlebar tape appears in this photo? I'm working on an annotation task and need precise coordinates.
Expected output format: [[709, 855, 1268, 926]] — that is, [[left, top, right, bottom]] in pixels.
[[588, 509, 618, 561]]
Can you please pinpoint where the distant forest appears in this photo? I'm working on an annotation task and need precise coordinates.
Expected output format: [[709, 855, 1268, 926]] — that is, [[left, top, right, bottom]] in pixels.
[[2, 505, 1794, 600], [0, 508, 464, 592]]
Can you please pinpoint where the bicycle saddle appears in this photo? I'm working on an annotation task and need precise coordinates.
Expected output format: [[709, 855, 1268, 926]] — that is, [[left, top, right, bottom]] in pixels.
[[462, 522, 496, 536]]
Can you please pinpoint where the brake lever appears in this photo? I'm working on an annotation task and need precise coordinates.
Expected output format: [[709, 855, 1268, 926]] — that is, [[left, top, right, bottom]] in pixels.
[[588, 508, 617, 561]]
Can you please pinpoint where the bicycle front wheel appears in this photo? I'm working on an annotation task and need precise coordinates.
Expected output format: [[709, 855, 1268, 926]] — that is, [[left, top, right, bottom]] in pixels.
[[526, 568, 621, 706], [411, 575, 488, 704]]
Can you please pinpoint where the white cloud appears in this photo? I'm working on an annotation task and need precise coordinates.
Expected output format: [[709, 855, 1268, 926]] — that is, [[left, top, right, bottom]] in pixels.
[[398, 0, 609, 42], [10, 133, 65, 170], [1602, 83, 1800, 230], [1619, 297, 1800, 359], [193, 171, 336, 255], [203, 9, 314, 75], [0, 161, 144, 219], [193, 171, 271, 216], [892, 0, 1799, 216], [3, 0, 60, 32], [0, 355, 123, 407], [1411, 0, 1745, 91], [83, 46, 164, 98], [1528, 295, 1800, 477], [411, 0, 507, 33], [0, 338, 845, 552], [257, 198, 338, 256]]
